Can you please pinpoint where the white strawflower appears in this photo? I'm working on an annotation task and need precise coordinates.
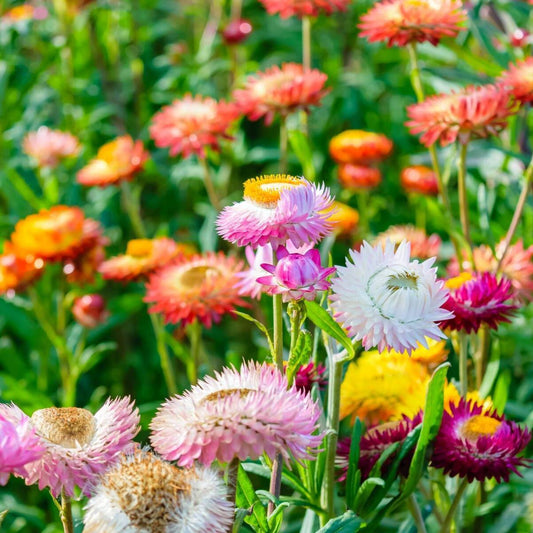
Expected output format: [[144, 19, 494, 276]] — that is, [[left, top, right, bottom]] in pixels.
[[330, 240, 452, 353]]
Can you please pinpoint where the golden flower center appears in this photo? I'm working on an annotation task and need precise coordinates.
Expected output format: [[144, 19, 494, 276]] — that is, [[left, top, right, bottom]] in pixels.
[[460, 415, 501, 441], [31, 407, 96, 448], [127, 239, 154, 258], [179, 265, 221, 288], [387, 272, 419, 292], [243, 174, 304, 208], [445, 271, 473, 290], [367, 419, 403, 439], [203, 388, 255, 403]]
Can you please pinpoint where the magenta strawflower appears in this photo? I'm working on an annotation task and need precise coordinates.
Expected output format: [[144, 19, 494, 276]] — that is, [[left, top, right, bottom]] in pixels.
[[440, 272, 518, 333], [431, 398, 530, 482], [217, 174, 334, 249], [150, 361, 323, 467], [0, 398, 140, 496], [0, 414, 44, 485], [294, 362, 327, 394], [257, 245, 335, 301]]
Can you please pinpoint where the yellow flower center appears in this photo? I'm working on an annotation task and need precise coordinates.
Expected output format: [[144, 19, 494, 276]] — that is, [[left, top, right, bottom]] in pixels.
[[203, 388, 254, 403], [460, 415, 501, 441], [243, 174, 304, 208], [180, 265, 221, 288], [31, 407, 96, 448], [387, 272, 419, 292], [127, 239, 154, 258], [445, 272, 473, 289]]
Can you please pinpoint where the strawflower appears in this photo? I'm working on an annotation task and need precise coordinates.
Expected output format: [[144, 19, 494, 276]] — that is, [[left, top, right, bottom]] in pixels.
[[443, 383, 493, 414], [407, 84, 516, 147], [150, 361, 322, 466], [62, 234, 108, 285], [23, 126, 80, 168], [294, 362, 327, 394], [145, 251, 246, 328], [0, 398, 140, 496], [337, 164, 382, 190], [327, 201, 359, 237], [259, 0, 350, 18], [374, 225, 441, 260], [329, 130, 393, 165], [431, 398, 530, 482], [217, 174, 334, 248], [400, 165, 439, 196], [72, 294, 109, 328], [0, 242, 44, 295], [150, 94, 239, 158], [233, 63, 328, 125], [83, 451, 234, 533], [77, 135, 148, 187], [330, 240, 452, 353], [499, 57, 533, 104]]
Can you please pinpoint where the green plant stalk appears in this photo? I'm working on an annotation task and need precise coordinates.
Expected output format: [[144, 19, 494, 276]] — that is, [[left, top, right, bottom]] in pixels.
[[187, 319, 203, 386], [60, 489, 73, 533], [300, 16, 312, 136], [280, 116, 289, 174], [120, 181, 147, 238], [457, 141, 473, 250], [356, 190, 370, 237], [200, 157, 222, 211], [475, 325, 490, 390], [149, 313, 178, 394], [407, 493, 428, 533], [227, 457, 240, 513], [459, 332, 468, 397], [440, 478, 469, 533]]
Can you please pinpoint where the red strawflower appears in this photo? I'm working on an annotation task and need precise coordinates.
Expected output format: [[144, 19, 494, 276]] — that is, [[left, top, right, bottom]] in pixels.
[[400, 165, 439, 196], [499, 57, 533, 104], [259, 0, 350, 18], [329, 130, 393, 165], [338, 164, 382, 190]]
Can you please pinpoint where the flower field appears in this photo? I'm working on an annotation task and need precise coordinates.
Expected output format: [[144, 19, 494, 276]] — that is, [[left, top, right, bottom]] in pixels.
[[0, 0, 532, 531]]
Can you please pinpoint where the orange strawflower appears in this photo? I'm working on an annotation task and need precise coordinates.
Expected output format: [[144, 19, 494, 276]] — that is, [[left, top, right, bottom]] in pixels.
[[374, 225, 441, 259], [329, 130, 393, 165], [337, 164, 382, 190], [400, 165, 439, 196], [99, 238, 193, 282], [359, 0, 467, 47], [327, 201, 359, 237], [23, 127, 80, 169], [407, 84, 517, 147], [77, 136, 148, 187], [233, 63, 328, 125], [0, 242, 44, 295], [499, 57, 533, 104], [63, 236, 108, 285], [11, 206, 103, 262], [259, 0, 350, 18]]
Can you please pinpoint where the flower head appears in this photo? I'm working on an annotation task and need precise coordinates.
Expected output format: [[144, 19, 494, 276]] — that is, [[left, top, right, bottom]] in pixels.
[[374, 225, 441, 260], [0, 414, 44, 485], [0, 398, 140, 496], [2, 4, 47, 23], [359, 0, 467, 47], [327, 201, 359, 237], [62, 235, 108, 285], [72, 294, 109, 328], [259, 0, 350, 18], [235, 244, 273, 299], [83, 452, 234, 533], [77, 135, 148, 187], [294, 362, 327, 394], [23, 127, 80, 168], [0, 242, 44, 295], [329, 130, 393, 165], [337, 164, 382, 190], [150, 94, 239, 159], [400, 165, 439, 196], [340, 350, 430, 424], [145, 252, 246, 328], [431, 398, 530, 482], [233, 63, 328, 125], [499, 57, 533, 104], [440, 272, 517, 333], [407, 85, 517, 147], [150, 361, 322, 466], [443, 383, 493, 415], [257, 245, 335, 302], [217, 175, 334, 249], [330, 240, 452, 353]]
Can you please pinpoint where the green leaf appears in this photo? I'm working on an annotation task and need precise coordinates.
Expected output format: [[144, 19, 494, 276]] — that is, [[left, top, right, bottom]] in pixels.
[[287, 329, 313, 384], [493, 369, 511, 413], [288, 129, 316, 180], [304, 301, 354, 359], [236, 465, 270, 533], [346, 418, 363, 511], [352, 477, 385, 515], [242, 462, 310, 498], [234, 311, 274, 361], [77, 342, 117, 374], [316, 510, 362, 533]]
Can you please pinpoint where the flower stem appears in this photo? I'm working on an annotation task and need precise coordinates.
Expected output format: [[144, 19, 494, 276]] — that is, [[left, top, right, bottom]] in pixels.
[[475, 325, 490, 390], [280, 116, 288, 174], [149, 313, 177, 394], [60, 489, 73, 533], [227, 457, 240, 510], [200, 157, 222, 211], [187, 319, 203, 386], [440, 478, 469, 533], [300, 16, 312, 136], [457, 141, 472, 249], [355, 190, 370, 237], [459, 332, 469, 397], [120, 181, 147, 238], [407, 493, 428, 533], [496, 154, 533, 272]]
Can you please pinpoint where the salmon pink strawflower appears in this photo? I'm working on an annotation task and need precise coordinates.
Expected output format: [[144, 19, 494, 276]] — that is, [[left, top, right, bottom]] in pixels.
[[499, 57, 533, 104], [329, 130, 393, 165], [259, 0, 350, 18], [77, 135, 149, 187], [374, 225, 441, 260], [359, 0, 467, 47], [431, 398, 530, 482], [0, 398, 140, 497], [150, 361, 322, 466], [337, 164, 382, 190], [23, 126, 80, 168], [330, 240, 452, 353], [234, 63, 328, 125], [150, 94, 239, 159], [407, 84, 517, 147], [400, 165, 439, 196], [217, 175, 334, 248], [145, 252, 246, 328]]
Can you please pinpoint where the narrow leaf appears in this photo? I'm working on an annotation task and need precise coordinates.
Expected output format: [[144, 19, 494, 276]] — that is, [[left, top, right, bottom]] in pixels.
[[346, 418, 363, 511], [287, 329, 313, 384], [316, 510, 362, 532], [235, 311, 275, 360], [236, 465, 270, 533], [288, 129, 316, 180]]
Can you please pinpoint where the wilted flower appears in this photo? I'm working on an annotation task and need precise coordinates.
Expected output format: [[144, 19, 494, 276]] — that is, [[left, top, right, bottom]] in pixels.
[[374, 225, 441, 260], [23, 127, 80, 169], [145, 252, 246, 328], [217, 175, 334, 248], [499, 57, 533, 104], [431, 398, 530, 482], [150, 361, 322, 466], [400, 165, 439, 196], [150, 94, 239, 159], [407, 85, 516, 147], [329, 130, 393, 165], [72, 294, 109, 328], [233, 63, 328, 125], [0, 242, 44, 295], [235, 244, 273, 299], [327, 201, 359, 237], [0, 398, 140, 496], [337, 164, 382, 190], [359, 0, 467, 47], [77, 135, 149, 187], [330, 240, 452, 353], [259, 0, 350, 18], [83, 452, 234, 533]]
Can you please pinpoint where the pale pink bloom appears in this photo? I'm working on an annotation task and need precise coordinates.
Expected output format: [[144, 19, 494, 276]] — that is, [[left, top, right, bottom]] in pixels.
[[0, 414, 44, 485], [0, 398, 140, 496], [330, 240, 452, 353], [23, 126, 80, 168], [235, 244, 274, 299], [150, 361, 323, 467]]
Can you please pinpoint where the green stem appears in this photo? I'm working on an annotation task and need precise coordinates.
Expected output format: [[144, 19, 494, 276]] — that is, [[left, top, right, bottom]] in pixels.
[[200, 157, 222, 211], [440, 478, 469, 533], [287, 301, 305, 386], [407, 493, 428, 533], [149, 313, 177, 394], [475, 326, 490, 390], [300, 16, 311, 136], [356, 190, 370, 237], [187, 319, 202, 385], [60, 489, 73, 533], [457, 142, 472, 248], [459, 333, 468, 397], [227, 458, 240, 513], [120, 181, 147, 238], [280, 116, 288, 174]]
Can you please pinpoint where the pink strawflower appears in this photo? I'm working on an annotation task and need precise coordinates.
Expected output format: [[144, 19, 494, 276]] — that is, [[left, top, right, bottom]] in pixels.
[[257, 245, 335, 301], [217, 174, 334, 249], [150, 361, 323, 467], [330, 240, 452, 353], [294, 362, 327, 394], [499, 57, 533, 104], [72, 294, 109, 329], [235, 244, 274, 299], [374, 225, 441, 260], [431, 398, 530, 482], [23, 126, 80, 168], [0, 398, 140, 497], [259, 0, 350, 18], [0, 414, 44, 485], [150, 94, 240, 159], [440, 272, 517, 333]]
